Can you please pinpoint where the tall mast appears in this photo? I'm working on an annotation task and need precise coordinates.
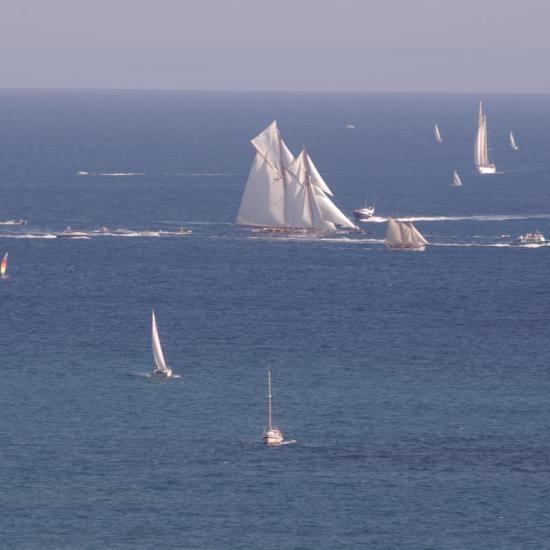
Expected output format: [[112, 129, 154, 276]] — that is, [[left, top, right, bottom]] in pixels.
[[267, 369, 273, 431], [302, 147, 316, 223], [275, 123, 288, 226]]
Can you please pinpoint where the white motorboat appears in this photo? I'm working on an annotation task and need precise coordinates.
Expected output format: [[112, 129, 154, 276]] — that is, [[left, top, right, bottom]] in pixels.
[[353, 203, 375, 221], [511, 231, 548, 247]]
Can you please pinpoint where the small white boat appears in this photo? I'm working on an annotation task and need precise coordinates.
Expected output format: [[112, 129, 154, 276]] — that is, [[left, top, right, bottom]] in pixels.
[[434, 123, 443, 143], [262, 369, 290, 446], [1, 252, 8, 278], [151, 310, 173, 378], [511, 231, 548, 247], [159, 227, 192, 236], [55, 227, 88, 238], [353, 203, 375, 221], [510, 132, 519, 151], [475, 102, 496, 174], [385, 218, 428, 251], [345, 123, 356, 129], [452, 171, 463, 186], [0, 219, 27, 226]]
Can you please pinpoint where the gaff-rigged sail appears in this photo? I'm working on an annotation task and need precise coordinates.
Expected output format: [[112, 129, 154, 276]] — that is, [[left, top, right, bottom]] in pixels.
[[385, 218, 428, 248], [475, 102, 496, 172]]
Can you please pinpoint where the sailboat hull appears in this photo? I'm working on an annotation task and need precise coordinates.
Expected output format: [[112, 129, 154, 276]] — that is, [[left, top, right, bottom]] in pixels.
[[385, 244, 426, 251], [477, 165, 497, 174]]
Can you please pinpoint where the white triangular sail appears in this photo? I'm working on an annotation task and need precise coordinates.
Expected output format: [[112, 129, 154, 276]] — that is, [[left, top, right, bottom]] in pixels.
[[236, 121, 294, 228], [452, 170, 463, 186], [434, 123, 443, 143], [475, 102, 496, 173], [510, 131, 519, 150], [152, 310, 171, 375], [0, 252, 7, 277], [407, 222, 428, 245]]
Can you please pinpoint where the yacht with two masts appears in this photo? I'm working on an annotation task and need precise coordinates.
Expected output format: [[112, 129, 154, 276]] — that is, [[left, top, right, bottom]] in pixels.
[[236, 121, 356, 233], [385, 218, 428, 251], [475, 102, 497, 174]]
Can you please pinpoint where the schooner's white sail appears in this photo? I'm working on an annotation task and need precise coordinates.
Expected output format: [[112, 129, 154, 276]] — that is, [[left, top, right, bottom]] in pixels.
[[434, 123, 443, 143], [510, 131, 519, 151], [152, 310, 172, 378], [236, 122, 355, 231], [385, 218, 427, 250], [452, 170, 463, 186], [475, 102, 496, 174]]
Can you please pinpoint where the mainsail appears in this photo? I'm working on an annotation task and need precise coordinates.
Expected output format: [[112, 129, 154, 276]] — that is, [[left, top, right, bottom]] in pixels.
[[452, 170, 463, 186], [236, 122, 354, 231], [510, 132, 519, 151], [152, 310, 170, 375], [434, 123, 443, 143], [385, 218, 428, 249], [475, 102, 496, 173], [0, 253, 7, 277]]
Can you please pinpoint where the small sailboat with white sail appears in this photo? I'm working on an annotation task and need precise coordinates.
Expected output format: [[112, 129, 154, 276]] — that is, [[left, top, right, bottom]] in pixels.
[[1, 253, 8, 278], [236, 121, 356, 233], [510, 132, 519, 151], [262, 369, 294, 446], [434, 123, 443, 143], [385, 218, 428, 251], [475, 102, 496, 174], [151, 310, 173, 378], [452, 170, 463, 186]]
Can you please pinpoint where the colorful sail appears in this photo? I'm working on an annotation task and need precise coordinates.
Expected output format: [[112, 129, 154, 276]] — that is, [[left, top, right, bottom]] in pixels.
[[0, 253, 7, 277]]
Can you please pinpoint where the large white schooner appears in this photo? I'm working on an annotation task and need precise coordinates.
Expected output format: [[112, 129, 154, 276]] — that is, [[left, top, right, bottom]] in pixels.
[[475, 102, 496, 174], [385, 218, 428, 251], [236, 121, 356, 232]]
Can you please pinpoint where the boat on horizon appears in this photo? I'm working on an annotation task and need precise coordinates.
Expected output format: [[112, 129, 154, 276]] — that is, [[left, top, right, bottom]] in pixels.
[[434, 123, 443, 143], [475, 102, 497, 174], [235, 121, 356, 233], [151, 310, 173, 378], [511, 231, 548, 247], [385, 218, 428, 251], [510, 132, 519, 151], [262, 369, 293, 446], [1, 253, 8, 278], [452, 171, 463, 186]]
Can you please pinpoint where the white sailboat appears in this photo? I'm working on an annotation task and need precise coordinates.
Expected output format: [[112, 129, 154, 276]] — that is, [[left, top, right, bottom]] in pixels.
[[151, 310, 173, 378], [385, 218, 428, 251], [236, 121, 356, 232], [510, 131, 519, 151], [262, 369, 292, 446], [1, 252, 8, 278], [475, 102, 496, 174], [452, 170, 463, 186], [434, 123, 443, 143]]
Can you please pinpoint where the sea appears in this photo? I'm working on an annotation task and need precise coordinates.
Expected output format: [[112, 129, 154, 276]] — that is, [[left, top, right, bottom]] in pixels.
[[1, 90, 549, 549]]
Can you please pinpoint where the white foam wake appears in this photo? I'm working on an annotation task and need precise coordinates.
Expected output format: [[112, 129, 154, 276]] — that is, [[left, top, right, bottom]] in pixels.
[[365, 214, 550, 223]]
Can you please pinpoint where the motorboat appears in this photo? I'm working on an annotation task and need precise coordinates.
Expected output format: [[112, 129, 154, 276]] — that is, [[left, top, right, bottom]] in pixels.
[[511, 231, 548, 247]]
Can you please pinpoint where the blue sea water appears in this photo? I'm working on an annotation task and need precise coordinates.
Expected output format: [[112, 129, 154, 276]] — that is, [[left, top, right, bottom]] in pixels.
[[1, 90, 550, 549]]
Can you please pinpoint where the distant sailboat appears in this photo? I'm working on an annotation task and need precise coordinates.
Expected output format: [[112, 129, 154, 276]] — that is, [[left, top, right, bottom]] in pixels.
[[235, 121, 356, 232], [434, 123, 443, 143], [151, 310, 173, 378], [475, 102, 496, 174], [452, 170, 463, 186], [262, 369, 291, 446], [385, 219, 428, 251], [510, 132, 519, 151], [0, 253, 8, 278]]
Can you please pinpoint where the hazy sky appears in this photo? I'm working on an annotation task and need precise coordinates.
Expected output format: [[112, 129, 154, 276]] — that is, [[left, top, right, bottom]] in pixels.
[[0, 0, 549, 92]]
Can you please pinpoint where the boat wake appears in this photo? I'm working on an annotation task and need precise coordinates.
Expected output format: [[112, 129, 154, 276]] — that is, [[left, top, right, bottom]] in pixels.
[[78, 171, 145, 177], [366, 214, 550, 223], [132, 372, 181, 379]]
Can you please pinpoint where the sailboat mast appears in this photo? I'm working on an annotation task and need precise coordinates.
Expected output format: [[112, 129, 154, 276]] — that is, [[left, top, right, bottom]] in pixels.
[[276, 123, 288, 225], [267, 369, 273, 431]]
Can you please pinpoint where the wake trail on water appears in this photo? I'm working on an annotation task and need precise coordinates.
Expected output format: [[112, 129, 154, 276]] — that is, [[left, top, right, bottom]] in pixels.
[[366, 214, 550, 223]]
